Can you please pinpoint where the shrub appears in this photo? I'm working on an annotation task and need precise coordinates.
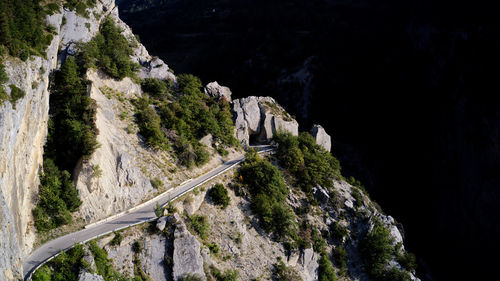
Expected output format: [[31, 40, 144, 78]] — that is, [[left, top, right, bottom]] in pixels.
[[238, 151, 297, 239], [89, 240, 125, 281], [330, 221, 348, 244], [351, 187, 363, 208], [209, 183, 231, 209], [81, 17, 138, 79], [33, 158, 82, 232], [0, 63, 7, 84], [8, 84, 25, 108], [385, 267, 412, 281], [150, 178, 164, 189], [272, 259, 302, 281], [333, 246, 347, 276], [141, 78, 172, 98], [31, 244, 85, 281], [360, 224, 394, 279], [396, 249, 417, 272], [209, 265, 239, 281], [206, 242, 220, 255], [274, 131, 341, 193], [189, 215, 210, 240], [133, 97, 169, 150], [157, 73, 237, 164], [0, 87, 8, 106], [110, 231, 123, 246], [154, 202, 163, 218], [318, 253, 337, 281]]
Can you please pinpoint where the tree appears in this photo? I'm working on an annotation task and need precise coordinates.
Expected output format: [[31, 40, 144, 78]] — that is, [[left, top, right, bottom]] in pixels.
[[154, 202, 163, 218]]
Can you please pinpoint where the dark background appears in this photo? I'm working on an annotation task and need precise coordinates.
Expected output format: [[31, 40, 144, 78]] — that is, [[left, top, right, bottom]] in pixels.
[[116, 0, 500, 280]]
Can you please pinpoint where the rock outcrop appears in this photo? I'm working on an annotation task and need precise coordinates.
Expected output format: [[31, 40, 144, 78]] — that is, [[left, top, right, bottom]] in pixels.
[[0, 8, 62, 280], [233, 96, 298, 147], [172, 214, 206, 281], [204, 81, 232, 102], [78, 271, 105, 281], [310, 124, 331, 152]]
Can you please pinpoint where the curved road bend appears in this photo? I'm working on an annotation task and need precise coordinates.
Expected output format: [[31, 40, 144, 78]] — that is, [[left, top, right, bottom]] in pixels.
[[23, 145, 274, 280]]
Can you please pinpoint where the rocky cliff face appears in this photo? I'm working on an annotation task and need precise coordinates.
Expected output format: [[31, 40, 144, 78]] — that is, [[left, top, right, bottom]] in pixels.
[[0, 1, 175, 279]]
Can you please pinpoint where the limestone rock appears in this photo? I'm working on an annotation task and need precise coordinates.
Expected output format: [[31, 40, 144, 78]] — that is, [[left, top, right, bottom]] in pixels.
[[312, 186, 330, 204], [297, 248, 319, 281], [310, 125, 331, 152], [173, 219, 206, 281], [232, 96, 298, 146], [78, 272, 105, 281], [199, 134, 213, 147], [156, 217, 168, 231], [204, 82, 232, 102]]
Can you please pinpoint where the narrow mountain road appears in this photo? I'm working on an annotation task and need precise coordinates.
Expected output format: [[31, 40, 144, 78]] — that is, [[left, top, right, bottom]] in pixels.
[[23, 146, 274, 280]]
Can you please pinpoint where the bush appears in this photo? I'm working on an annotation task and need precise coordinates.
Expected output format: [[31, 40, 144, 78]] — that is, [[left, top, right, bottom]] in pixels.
[[150, 178, 164, 189], [81, 16, 138, 79], [318, 254, 337, 281], [333, 246, 347, 276], [89, 240, 125, 281], [272, 259, 302, 281], [141, 78, 172, 98], [189, 215, 210, 240], [385, 267, 412, 281], [33, 158, 82, 232], [8, 84, 25, 108], [274, 131, 341, 193], [0, 63, 7, 84], [209, 183, 230, 209], [64, 0, 96, 17], [238, 151, 297, 239], [360, 224, 394, 279], [396, 249, 417, 272], [330, 221, 348, 244], [209, 265, 239, 281], [110, 231, 123, 246], [32, 244, 85, 281], [133, 97, 169, 150], [157, 73, 237, 162]]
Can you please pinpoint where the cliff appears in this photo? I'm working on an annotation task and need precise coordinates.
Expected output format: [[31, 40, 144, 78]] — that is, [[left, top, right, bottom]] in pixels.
[[1, 1, 419, 280]]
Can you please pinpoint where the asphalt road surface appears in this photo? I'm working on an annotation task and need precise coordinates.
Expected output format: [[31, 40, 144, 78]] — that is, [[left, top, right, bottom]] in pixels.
[[23, 145, 274, 280]]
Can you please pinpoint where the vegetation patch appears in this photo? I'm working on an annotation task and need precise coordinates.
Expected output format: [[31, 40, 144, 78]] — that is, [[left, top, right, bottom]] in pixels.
[[34, 57, 98, 232], [238, 150, 297, 240], [65, 0, 97, 18], [80, 16, 139, 80], [0, 0, 55, 60], [188, 214, 210, 240], [318, 253, 337, 281], [8, 84, 25, 108], [273, 131, 341, 194], [208, 183, 230, 209], [272, 259, 302, 281], [31, 244, 86, 281]]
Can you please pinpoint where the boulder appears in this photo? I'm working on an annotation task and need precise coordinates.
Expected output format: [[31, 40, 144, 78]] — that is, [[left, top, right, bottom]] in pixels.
[[204, 81, 232, 102], [173, 219, 206, 280], [312, 186, 330, 204], [297, 248, 319, 281], [156, 216, 168, 231], [199, 134, 213, 147], [310, 125, 331, 152], [233, 96, 298, 146]]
